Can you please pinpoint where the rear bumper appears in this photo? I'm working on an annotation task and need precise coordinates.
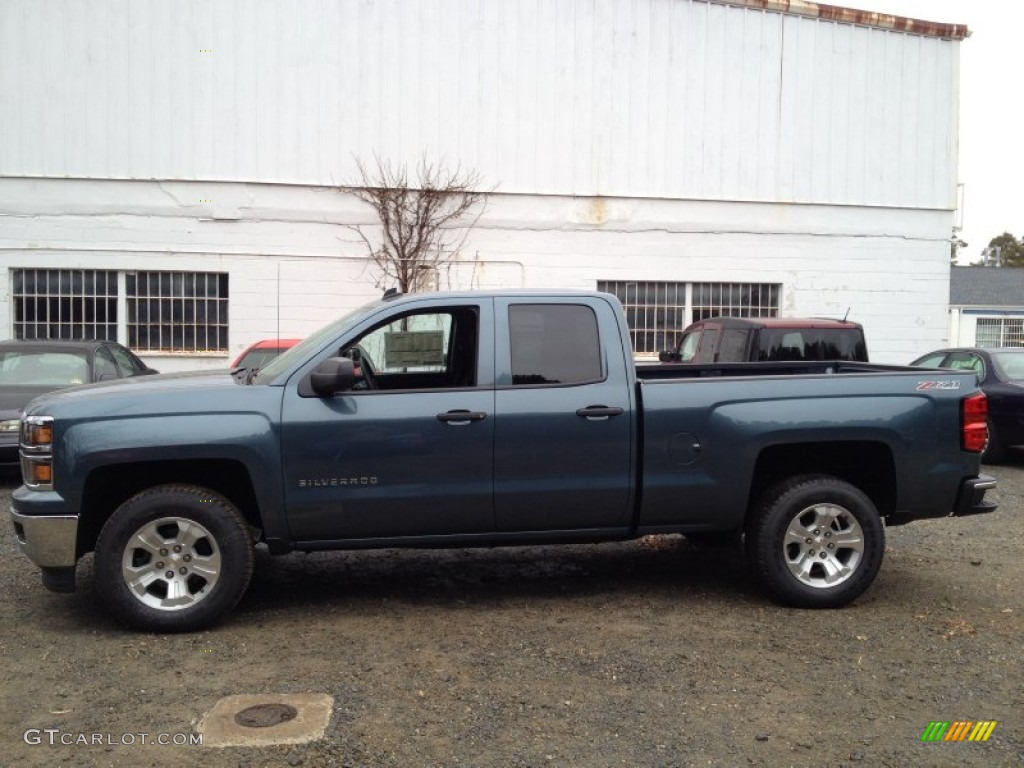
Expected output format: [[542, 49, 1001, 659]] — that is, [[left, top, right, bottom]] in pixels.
[[952, 474, 998, 517]]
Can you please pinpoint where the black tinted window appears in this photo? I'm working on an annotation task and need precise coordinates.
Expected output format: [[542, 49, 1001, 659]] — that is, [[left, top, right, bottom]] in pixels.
[[94, 347, 119, 379], [108, 344, 145, 376], [694, 328, 719, 363], [758, 329, 867, 362], [510, 305, 602, 385], [717, 329, 750, 361]]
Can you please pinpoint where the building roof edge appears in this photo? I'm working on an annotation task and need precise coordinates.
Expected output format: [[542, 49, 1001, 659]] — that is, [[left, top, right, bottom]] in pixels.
[[710, 0, 969, 40]]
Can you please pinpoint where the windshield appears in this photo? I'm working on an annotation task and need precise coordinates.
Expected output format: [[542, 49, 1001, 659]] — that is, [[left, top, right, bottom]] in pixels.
[[0, 350, 90, 386], [989, 351, 1024, 382], [252, 301, 384, 383], [234, 347, 289, 371]]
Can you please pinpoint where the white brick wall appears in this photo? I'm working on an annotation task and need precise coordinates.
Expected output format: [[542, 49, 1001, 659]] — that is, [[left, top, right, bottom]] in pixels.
[[0, 178, 951, 369]]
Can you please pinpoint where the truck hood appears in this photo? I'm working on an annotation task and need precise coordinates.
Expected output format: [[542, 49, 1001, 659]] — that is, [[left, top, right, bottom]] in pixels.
[[21, 369, 262, 420]]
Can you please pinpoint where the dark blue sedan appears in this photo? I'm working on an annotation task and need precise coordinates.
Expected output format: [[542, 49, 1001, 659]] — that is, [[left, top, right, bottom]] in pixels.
[[911, 347, 1024, 463]]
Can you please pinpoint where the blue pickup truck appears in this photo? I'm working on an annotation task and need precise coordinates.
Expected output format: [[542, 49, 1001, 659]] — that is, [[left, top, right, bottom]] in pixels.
[[11, 291, 996, 631]]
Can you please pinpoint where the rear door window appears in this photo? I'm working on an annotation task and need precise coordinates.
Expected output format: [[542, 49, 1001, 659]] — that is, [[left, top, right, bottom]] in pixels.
[[693, 327, 720, 363], [108, 345, 147, 376], [95, 347, 119, 379], [716, 329, 750, 362], [509, 305, 602, 386]]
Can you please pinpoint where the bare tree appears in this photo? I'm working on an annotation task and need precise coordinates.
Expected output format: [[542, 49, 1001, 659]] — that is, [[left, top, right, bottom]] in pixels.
[[347, 156, 489, 293]]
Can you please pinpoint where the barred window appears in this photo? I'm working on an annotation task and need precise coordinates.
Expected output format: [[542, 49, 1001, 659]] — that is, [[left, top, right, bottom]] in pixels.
[[127, 272, 229, 352], [12, 269, 118, 341], [597, 280, 780, 355], [976, 318, 1024, 348], [692, 283, 779, 322]]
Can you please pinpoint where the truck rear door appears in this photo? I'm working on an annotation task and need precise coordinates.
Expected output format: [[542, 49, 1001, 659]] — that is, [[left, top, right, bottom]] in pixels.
[[492, 298, 634, 532]]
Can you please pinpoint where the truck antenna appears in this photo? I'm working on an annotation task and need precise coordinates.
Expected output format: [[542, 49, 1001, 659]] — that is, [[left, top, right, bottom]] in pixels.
[[842, 307, 851, 322]]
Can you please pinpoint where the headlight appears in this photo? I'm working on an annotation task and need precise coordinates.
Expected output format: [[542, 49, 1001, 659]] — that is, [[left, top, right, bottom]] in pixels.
[[21, 415, 54, 491], [0, 418, 19, 434], [21, 416, 53, 450]]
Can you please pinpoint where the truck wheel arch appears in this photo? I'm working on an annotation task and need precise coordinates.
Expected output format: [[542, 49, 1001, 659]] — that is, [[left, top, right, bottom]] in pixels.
[[78, 459, 265, 557], [746, 441, 897, 524]]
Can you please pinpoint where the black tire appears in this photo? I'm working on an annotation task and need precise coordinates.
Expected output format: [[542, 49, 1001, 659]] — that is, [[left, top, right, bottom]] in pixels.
[[745, 474, 884, 608], [94, 484, 254, 632], [982, 419, 1006, 465]]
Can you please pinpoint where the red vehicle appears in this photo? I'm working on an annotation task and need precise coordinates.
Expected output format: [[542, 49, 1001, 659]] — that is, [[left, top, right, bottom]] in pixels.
[[230, 338, 301, 370]]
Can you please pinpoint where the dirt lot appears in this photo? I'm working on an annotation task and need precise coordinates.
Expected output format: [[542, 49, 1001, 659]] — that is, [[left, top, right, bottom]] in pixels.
[[1, 462, 1022, 768]]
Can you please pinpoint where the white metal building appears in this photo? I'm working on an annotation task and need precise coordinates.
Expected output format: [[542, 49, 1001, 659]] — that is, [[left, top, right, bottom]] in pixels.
[[0, 0, 967, 369]]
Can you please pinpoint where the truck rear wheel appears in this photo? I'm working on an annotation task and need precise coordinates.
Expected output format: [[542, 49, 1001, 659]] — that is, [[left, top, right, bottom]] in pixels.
[[746, 475, 884, 608], [94, 484, 254, 632]]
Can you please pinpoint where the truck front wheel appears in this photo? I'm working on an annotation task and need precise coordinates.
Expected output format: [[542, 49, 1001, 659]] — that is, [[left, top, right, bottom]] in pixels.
[[746, 475, 884, 608], [94, 485, 254, 632]]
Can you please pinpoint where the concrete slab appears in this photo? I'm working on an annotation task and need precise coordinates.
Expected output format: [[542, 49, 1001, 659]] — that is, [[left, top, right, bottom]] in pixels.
[[199, 693, 334, 748]]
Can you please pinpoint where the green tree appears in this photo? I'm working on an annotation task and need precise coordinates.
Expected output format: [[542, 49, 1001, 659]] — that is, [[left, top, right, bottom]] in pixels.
[[951, 233, 967, 262], [977, 232, 1024, 267]]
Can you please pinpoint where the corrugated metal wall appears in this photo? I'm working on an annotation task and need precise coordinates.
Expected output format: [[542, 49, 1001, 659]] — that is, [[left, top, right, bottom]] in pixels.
[[0, 0, 959, 209]]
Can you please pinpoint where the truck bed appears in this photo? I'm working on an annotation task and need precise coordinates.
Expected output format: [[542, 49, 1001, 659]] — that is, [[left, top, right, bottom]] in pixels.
[[635, 360, 925, 381]]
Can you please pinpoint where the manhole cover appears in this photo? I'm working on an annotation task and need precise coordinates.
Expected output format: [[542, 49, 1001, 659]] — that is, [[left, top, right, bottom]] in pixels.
[[234, 703, 299, 728]]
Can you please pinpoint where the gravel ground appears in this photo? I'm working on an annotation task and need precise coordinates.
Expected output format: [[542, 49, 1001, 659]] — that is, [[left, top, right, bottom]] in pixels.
[[1, 462, 1021, 768]]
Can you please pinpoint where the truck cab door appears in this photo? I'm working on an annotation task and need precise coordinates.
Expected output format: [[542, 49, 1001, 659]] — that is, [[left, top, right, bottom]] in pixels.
[[280, 300, 495, 541], [492, 298, 634, 532]]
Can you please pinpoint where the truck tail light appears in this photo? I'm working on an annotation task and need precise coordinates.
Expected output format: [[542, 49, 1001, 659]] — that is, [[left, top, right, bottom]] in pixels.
[[961, 393, 988, 453]]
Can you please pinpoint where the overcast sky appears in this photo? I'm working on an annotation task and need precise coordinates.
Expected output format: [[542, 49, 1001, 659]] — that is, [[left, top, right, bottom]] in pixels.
[[842, 1, 1022, 263]]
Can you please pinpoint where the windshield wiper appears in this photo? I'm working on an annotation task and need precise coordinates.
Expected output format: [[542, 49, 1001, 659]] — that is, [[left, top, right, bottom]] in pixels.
[[229, 366, 260, 385]]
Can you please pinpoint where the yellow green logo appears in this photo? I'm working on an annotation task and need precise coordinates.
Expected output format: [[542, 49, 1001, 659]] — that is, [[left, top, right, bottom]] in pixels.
[[921, 721, 997, 742]]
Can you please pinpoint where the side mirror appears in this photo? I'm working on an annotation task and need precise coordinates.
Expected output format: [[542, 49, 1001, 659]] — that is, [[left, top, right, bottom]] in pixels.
[[309, 357, 355, 396], [658, 350, 679, 363]]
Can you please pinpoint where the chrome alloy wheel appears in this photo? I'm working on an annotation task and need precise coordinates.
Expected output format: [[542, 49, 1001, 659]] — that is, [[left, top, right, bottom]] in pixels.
[[782, 503, 865, 589], [121, 517, 222, 611]]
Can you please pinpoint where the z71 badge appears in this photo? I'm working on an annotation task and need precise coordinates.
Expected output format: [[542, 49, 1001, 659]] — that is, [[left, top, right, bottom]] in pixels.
[[916, 380, 962, 391]]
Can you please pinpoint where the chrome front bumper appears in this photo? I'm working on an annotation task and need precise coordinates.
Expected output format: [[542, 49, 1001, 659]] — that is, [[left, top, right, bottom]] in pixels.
[[10, 508, 78, 568]]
